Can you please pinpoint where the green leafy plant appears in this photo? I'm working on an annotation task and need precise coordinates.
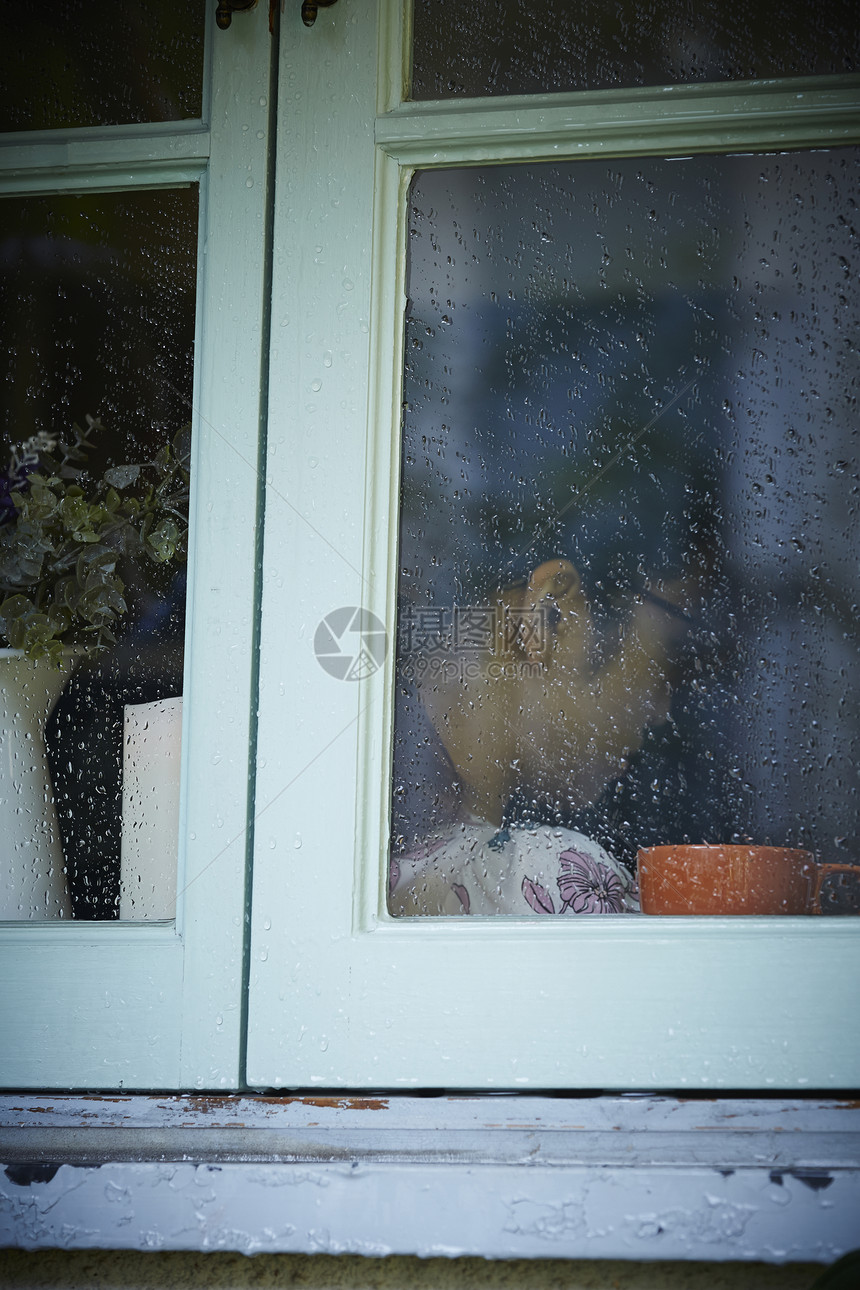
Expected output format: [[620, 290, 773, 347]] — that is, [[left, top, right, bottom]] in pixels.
[[0, 417, 190, 663]]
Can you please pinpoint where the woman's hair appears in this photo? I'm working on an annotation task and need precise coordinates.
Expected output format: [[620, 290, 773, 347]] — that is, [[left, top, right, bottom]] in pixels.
[[390, 672, 461, 854]]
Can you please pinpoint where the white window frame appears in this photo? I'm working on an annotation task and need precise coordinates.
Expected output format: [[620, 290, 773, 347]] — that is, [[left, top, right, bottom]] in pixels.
[[0, 7, 272, 1090], [248, 0, 860, 1090], [0, 0, 857, 1096], [1, 3, 859, 1266]]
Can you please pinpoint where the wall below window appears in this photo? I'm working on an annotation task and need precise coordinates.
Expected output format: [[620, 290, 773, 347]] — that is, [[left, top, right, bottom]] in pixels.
[[0, 1250, 829, 1289], [1, 1095, 857, 1268]]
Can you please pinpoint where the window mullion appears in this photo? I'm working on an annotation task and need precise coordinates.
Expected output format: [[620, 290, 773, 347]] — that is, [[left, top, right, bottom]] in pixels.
[[0, 123, 211, 195], [377, 75, 860, 166]]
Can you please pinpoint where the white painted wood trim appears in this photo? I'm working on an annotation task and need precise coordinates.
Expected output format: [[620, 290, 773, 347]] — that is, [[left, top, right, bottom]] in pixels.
[[0, 125, 211, 194], [249, 0, 860, 1092], [0, 164, 205, 196], [377, 75, 860, 165], [376, 0, 408, 116], [0, 3, 273, 1091], [175, 7, 273, 1088], [355, 144, 409, 929], [1, 1095, 858, 1262], [0, 118, 210, 153]]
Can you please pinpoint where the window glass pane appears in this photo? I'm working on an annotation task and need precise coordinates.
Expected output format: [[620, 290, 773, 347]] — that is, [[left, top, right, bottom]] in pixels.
[[0, 188, 197, 920], [390, 149, 859, 919], [411, 0, 859, 99], [0, 0, 205, 133]]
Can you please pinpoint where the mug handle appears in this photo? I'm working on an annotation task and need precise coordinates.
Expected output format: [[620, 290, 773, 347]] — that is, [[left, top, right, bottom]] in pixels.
[[811, 863, 860, 915]]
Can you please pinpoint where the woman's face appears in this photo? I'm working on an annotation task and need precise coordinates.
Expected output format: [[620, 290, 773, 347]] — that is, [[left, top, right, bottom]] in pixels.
[[419, 559, 693, 824]]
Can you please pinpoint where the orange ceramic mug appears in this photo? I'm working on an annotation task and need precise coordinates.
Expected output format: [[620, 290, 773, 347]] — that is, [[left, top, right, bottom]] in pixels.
[[637, 845, 860, 915]]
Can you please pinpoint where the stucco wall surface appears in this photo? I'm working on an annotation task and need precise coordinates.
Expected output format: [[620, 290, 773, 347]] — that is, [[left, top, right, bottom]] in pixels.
[[0, 1250, 827, 1289]]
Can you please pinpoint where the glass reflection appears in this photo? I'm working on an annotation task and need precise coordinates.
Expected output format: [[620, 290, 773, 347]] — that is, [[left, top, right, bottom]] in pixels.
[[1, 0, 205, 133], [390, 150, 859, 917], [412, 0, 859, 99], [0, 188, 196, 919]]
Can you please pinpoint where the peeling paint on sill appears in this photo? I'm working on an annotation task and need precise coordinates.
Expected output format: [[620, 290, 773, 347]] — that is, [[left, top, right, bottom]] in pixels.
[[1, 1095, 858, 1262]]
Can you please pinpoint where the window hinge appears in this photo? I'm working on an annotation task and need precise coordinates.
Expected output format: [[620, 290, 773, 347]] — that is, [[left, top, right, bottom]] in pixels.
[[301, 0, 338, 25], [215, 0, 258, 30]]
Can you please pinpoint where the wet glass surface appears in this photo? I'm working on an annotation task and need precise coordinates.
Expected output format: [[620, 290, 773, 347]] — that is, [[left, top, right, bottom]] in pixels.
[[389, 149, 860, 918], [1, 0, 205, 133], [0, 188, 196, 919], [411, 0, 859, 99]]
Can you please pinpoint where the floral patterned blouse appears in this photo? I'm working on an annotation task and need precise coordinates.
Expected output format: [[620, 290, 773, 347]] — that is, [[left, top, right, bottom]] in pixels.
[[389, 819, 639, 917]]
